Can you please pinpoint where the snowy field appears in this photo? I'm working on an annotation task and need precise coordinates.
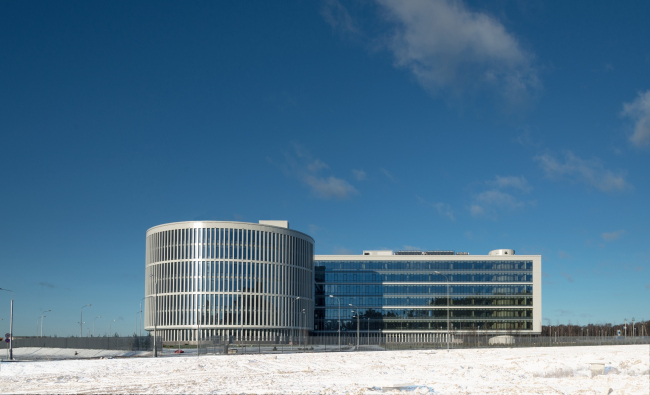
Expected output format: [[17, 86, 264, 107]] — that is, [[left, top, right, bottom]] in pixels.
[[1, 345, 648, 394]]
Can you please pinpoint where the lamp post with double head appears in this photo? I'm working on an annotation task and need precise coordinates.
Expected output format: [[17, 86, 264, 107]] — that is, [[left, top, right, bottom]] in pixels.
[[349, 304, 360, 347], [80, 304, 91, 337], [434, 271, 450, 351], [41, 310, 51, 337], [109, 318, 117, 337], [329, 295, 341, 351], [0, 288, 14, 360], [41, 310, 52, 337], [93, 316, 101, 337]]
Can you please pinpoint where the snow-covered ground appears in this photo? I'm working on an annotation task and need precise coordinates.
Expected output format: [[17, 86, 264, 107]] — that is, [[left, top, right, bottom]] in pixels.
[[1, 345, 648, 394]]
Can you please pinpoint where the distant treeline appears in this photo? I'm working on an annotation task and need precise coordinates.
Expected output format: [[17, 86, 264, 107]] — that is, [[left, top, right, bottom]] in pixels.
[[541, 320, 648, 337]]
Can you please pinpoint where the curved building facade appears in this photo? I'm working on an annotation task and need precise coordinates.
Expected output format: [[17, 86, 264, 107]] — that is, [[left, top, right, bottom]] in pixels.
[[144, 221, 314, 342]]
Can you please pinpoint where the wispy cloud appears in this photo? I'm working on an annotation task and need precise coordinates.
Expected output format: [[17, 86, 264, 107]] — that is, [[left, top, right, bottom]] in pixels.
[[39, 282, 55, 288], [303, 175, 357, 199], [332, 246, 354, 255], [402, 245, 422, 251], [470, 175, 533, 218], [621, 90, 650, 147], [560, 272, 573, 282], [489, 175, 531, 192], [534, 151, 631, 192], [476, 190, 524, 209], [321, 0, 359, 36], [375, 0, 539, 101], [417, 195, 455, 221], [513, 129, 542, 148], [645, 284, 650, 290], [470, 204, 484, 216], [282, 143, 358, 199], [352, 169, 367, 181], [558, 251, 572, 259], [307, 159, 329, 172], [308, 224, 321, 235], [380, 167, 396, 182], [601, 230, 625, 242]]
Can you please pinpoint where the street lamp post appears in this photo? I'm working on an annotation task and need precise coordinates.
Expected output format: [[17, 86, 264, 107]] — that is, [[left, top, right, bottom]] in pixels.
[[110, 319, 117, 337], [329, 295, 341, 351], [139, 297, 146, 338], [349, 304, 360, 348], [39, 309, 51, 337], [366, 317, 370, 345], [239, 288, 245, 346], [0, 288, 14, 360], [80, 304, 91, 337], [434, 271, 450, 351], [93, 316, 101, 337], [290, 296, 301, 347], [301, 308, 306, 347], [149, 273, 158, 357]]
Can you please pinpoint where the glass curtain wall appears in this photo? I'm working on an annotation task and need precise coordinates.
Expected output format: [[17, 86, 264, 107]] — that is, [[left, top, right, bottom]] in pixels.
[[314, 259, 534, 339]]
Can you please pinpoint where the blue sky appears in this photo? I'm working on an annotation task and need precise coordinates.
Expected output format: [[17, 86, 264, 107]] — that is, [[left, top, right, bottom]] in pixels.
[[1, 0, 649, 336]]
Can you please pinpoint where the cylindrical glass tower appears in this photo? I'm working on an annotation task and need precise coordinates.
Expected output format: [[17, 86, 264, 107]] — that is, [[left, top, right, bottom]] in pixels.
[[144, 221, 314, 343]]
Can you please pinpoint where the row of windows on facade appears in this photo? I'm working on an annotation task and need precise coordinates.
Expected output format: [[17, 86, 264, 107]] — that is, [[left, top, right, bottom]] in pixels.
[[146, 294, 312, 328], [316, 321, 533, 331], [147, 228, 312, 266], [318, 284, 533, 296], [316, 308, 532, 319], [315, 296, 532, 307], [146, 261, 312, 298], [315, 261, 533, 271], [319, 273, 533, 283]]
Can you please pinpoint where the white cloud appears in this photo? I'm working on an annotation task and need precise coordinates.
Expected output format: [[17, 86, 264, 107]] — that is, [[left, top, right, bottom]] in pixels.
[[375, 0, 539, 100], [303, 175, 358, 200], [489, 175, 531, 192], [352, 169, 367, 181], [621, 90, 650, 147], [476, 189, 524, 209], [470, 174, 534, 218], [534, 151, 631, 192], [601, 230, 625, 242], [282, 143, 358, 200], [469, 204, 484, 216]]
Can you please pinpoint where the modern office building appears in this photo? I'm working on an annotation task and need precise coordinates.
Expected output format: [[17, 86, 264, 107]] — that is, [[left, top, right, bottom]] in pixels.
[[314, 249, 541, 342], [144, 220, 542, 343], [144, 220, 314, 342]]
